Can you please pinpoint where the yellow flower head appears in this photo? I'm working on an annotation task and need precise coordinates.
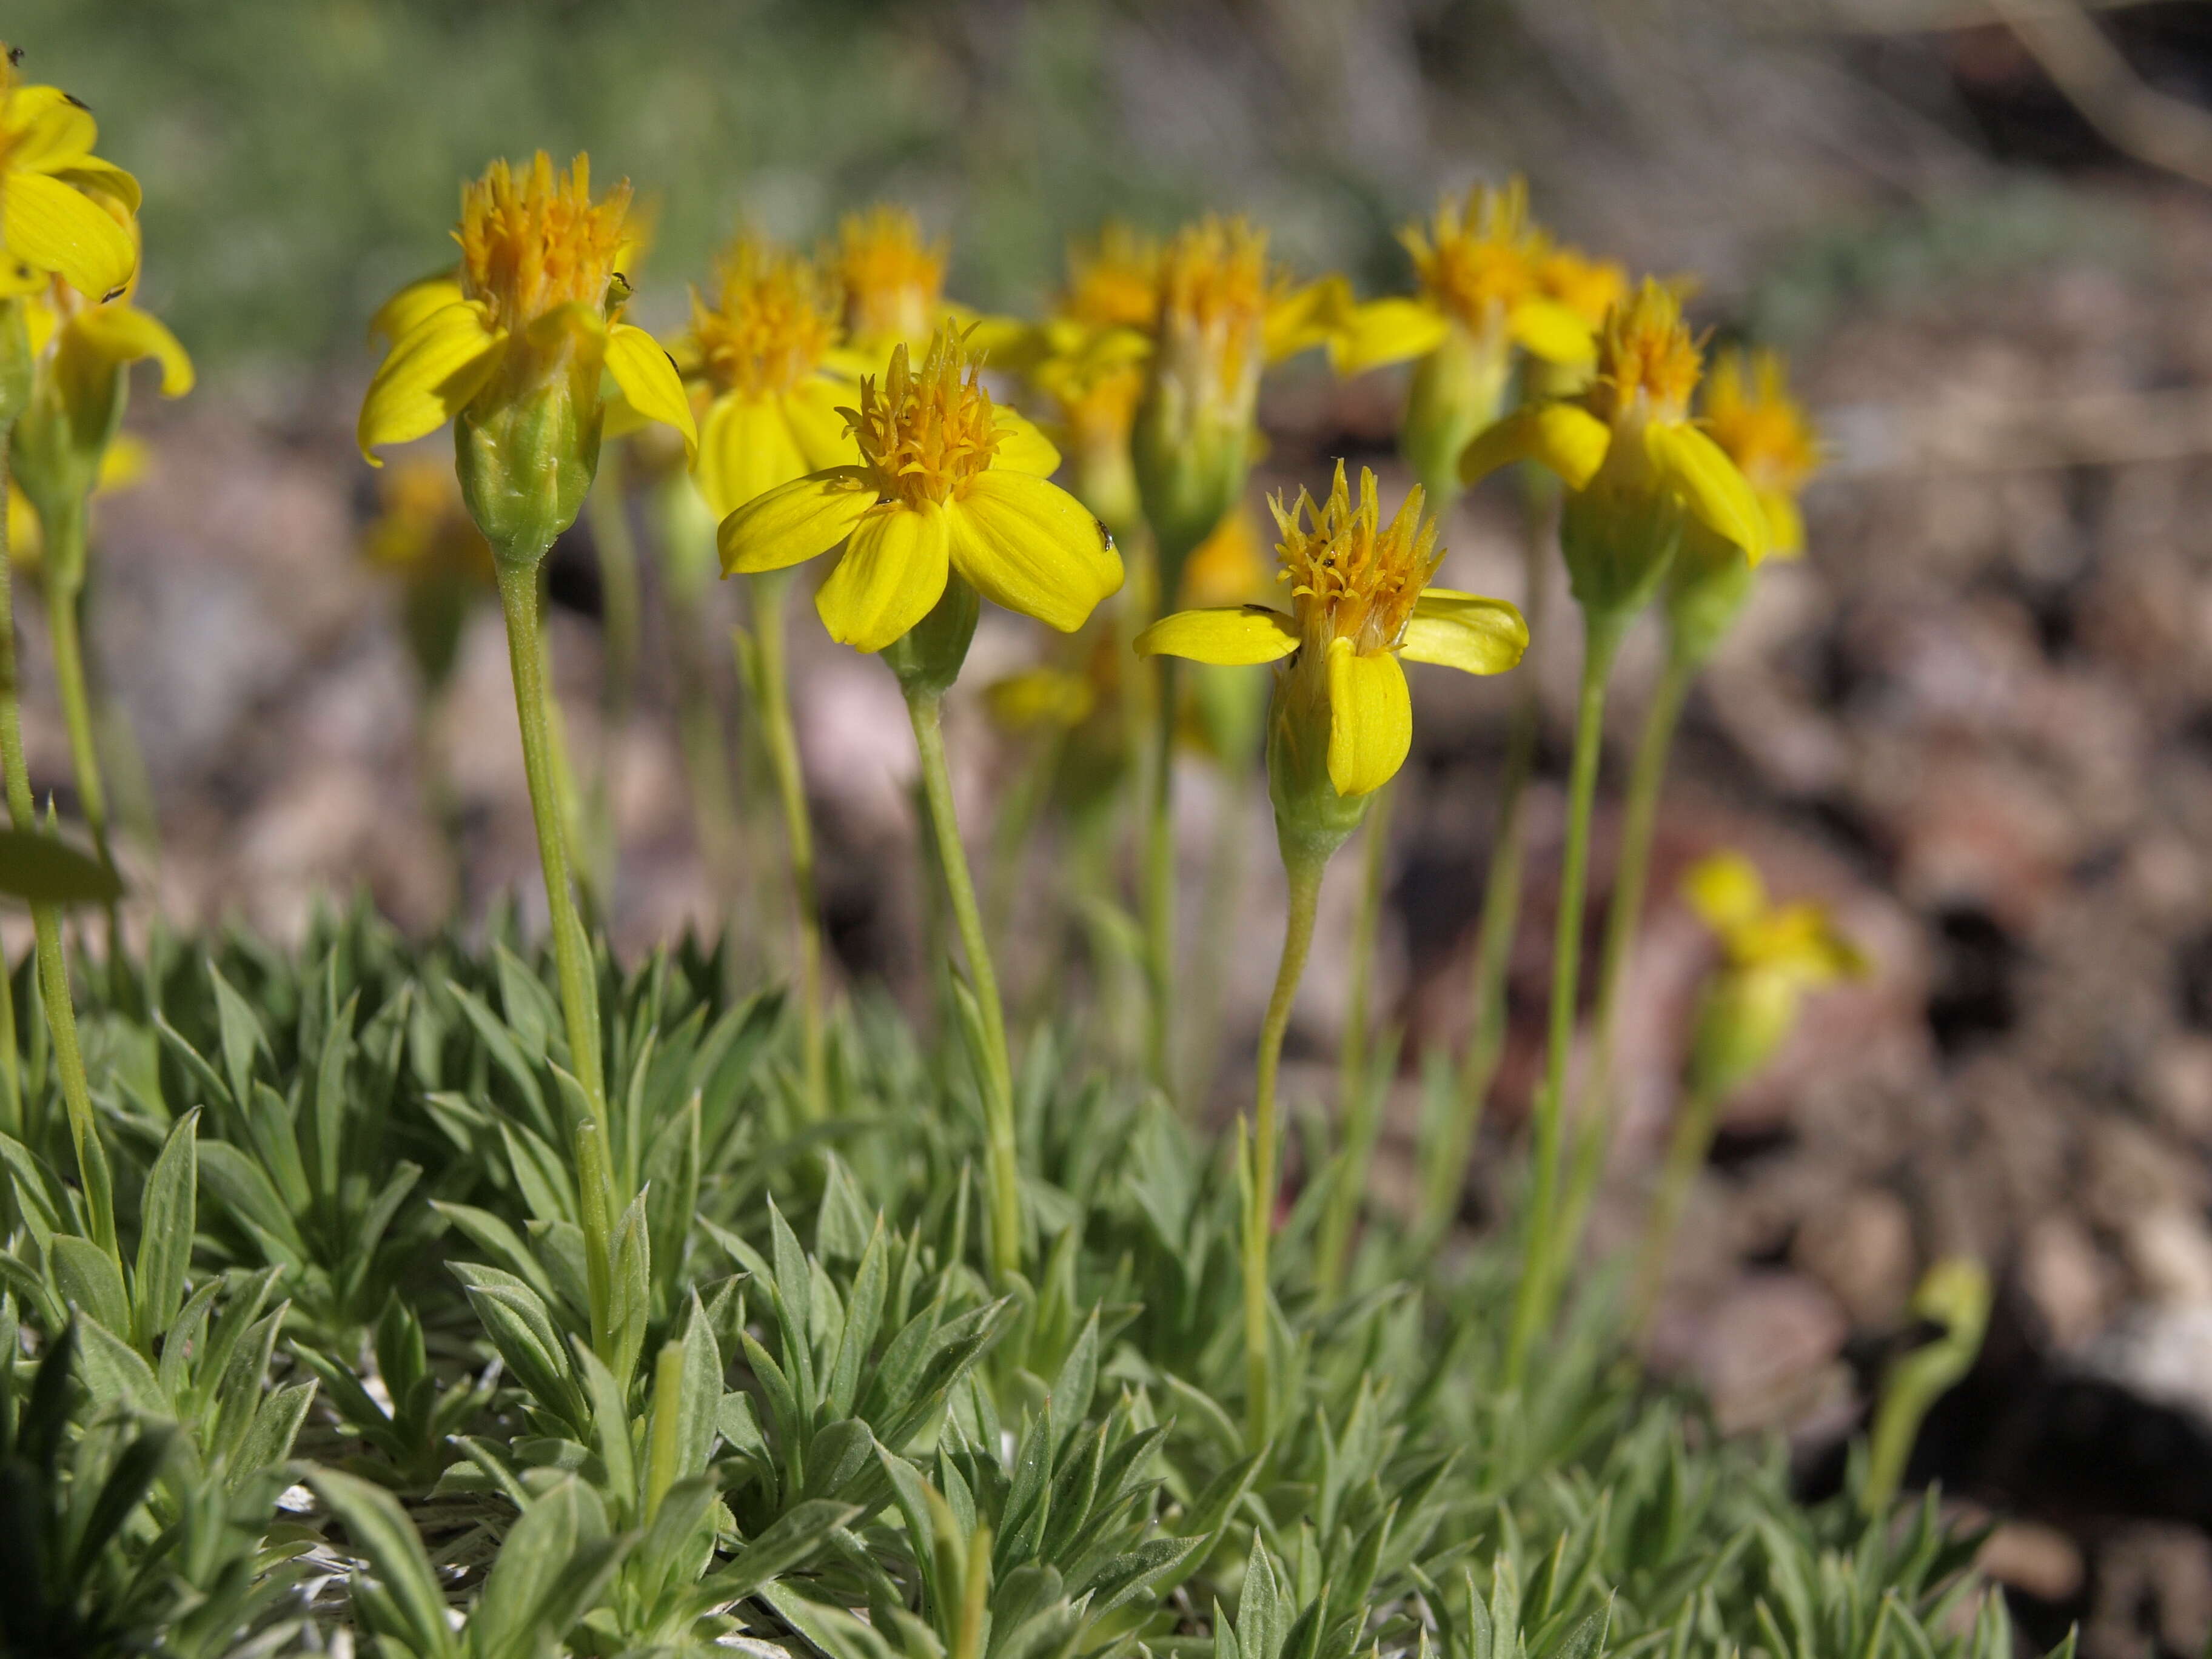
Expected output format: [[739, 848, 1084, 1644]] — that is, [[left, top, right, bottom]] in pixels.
[[1153, 216, 1272, 407], [718, 324, 1122, 653], [684, 232, 856, 518], [1060, 223, 1162, 333], [1136, 461, 1526, 799], [0, 46, 139, 303], [833, 206, 947, 357], [1586, 280, 1703, 427], [1534, 244, 1630, 332], [1700, 347, 1820, 557], [456, 152, 631, 335], [1402, 179, 1544, 335]]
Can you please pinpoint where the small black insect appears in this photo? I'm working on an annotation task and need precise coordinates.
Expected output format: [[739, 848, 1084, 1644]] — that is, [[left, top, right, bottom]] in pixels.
[[8, 47, 24, 66], [1094, 518, 1114, 552]]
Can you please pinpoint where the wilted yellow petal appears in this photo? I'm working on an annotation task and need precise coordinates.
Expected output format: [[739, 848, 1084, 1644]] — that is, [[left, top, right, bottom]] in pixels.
[[816, 500, 951, 651], [947, 469, 1121, 632], [1328, 296, 1451, 377], [3, 169, 136, 298], [1399, 588, 1527, 675], [606, 322, 697, 455], [1460, 401, 1610, 491], [70, 303, 194, 395], [1325, 637, 1411, 797], [1651, 421, 1769, 565], [718, 466, 880, 575], [695, 394, 809, 520], [355, 302, 505, 463], [1133, 605, 1299, 665]]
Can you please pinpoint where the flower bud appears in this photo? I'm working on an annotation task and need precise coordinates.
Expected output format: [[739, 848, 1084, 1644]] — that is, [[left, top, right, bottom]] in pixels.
[[456, 311, 606, 567], [1684, 964, 1800, 1103], [882, 570, 980, 701], [1663, 526, 1754, 669]]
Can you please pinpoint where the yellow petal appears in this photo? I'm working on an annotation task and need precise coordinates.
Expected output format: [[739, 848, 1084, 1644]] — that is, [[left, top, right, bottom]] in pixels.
[[96, 432, 150, 493], [947, 470, 1121, 632], [605, 323, 697, 457], [1265, 276, 1343, 365], [1460, 401, 1610, 491], [718, 467, 880, 575], [369, 273, 464, 346], [785, 376, 859, 470], [1759, 488, 1806, 559], [1329, 296, 1450, 377], [2, 170, 136, 299], [695, 394, 809, 520], [991, 410, 1062, 478], [69, 303, 194, 396], [1506, 298, 1599, 366], [816, 501, 951, 652], [52, 159, 140, 217], [1683, 851, 1765, 934], [355, 302, 505, 463], [1651, 421, 1769, 565], [1134, 605, 1299, 665], [1326, 638, 1411, 798], [1399, 589, 1528, 675], [9, 91, 96, 172]]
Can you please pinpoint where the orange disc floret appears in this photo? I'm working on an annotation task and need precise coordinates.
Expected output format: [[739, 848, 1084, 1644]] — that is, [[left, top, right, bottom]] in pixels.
[[846, 331, 1002, 508], [1156, 216, 1273, 392], [1535, 244, 1629, 331], [456, 152, 632, 333], [1061, 223, 1162, 332], [1403, 179, 1547, 334], [691, 234, 840, 399], [1586, 279, 1704, 427], [833, 205, 946, 346], [1275, 461, 1441, 657], [1702, 347, 1820, 495]]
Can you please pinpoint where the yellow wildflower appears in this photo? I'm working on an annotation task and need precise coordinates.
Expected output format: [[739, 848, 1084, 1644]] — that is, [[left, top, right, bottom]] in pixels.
[[356, 153, 696, 557], [683, 232, 855, 518], [831, 205, 956, 361], [1136, 461, 1525, 800], [1682, 850, 1867, 1097], [1131, 216, 1335, 574], [718, 324, 1123, 653], [1461, 280, 1767, 621], [1699, 346, 1820, 558], [0, 48, 139, 302]]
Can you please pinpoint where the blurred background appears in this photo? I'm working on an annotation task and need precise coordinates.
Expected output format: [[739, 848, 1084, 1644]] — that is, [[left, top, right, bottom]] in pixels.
[[28, 0, 2212, 1647]]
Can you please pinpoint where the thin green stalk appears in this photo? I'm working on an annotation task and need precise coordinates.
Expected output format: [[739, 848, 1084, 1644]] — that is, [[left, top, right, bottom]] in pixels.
[[1181, 744, 1255, 1107], [1555, 649, 1694, 1289], [1423, 513, 1551, 1244], [1503, 610, 1623, 1389], [1316, 782, 1394, 1303], [907, 688, 1021, 1282], [1245, 853, 1322, 1451], [585, 452, 640, 902], [1141, 656, 1178, 1099], [494, 560, 606, 1125], [0, 440, 113, 1264], [1630, 1071, 1722, 1339], [746, 572, 828, 1122], [985, 725, 1068, 955], [42, 504, 121, 959], [538, 623, 597, 923]]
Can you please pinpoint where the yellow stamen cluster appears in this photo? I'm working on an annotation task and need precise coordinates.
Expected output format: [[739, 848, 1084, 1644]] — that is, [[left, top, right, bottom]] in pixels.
[[456, 152, 631, 333], [1060, 224, 1162, 332], [1586, 279, 1704, 427], [1535, 245, 1629, 330], [1274, 463, 1439, 656], [846, 332, 1002, 508], [1702, 347, 1820, 494], [1156, 216, 1272, 394], [1403, 179, 1544, 335], [833, 206, 946, 346], [691, 235, 840, 399]]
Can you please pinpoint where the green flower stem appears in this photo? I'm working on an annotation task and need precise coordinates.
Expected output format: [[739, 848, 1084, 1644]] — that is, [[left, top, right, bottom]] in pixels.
[[1316, 780, 1394, 1304], [494, 558, 606, 1128], [907, 687, 1021, 1282], [1631, 1071, 1721, 1339], [1182, 743, 1255, 1106], [0, 440, 114, 1265], [42, 504, 121, 956], [1245, 850, 1322, 1451], [985, 724, 1067, 956], [538, 625, 596, 923], [1141, 656, 1179, 1099], [746, 572, 828, 1123], [1553, 648, 1694, 1295], [1503, 608, 1624, 1390], [585, 452, 642, 903], [1424, 514, 1551, 1245]]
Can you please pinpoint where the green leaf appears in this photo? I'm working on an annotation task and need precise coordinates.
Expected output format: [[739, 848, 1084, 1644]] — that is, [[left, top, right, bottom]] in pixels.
[[75, 1310, 163, 1411], [132, 1108, 198, 1349], [0, 825, 121, 905], [455, 1263, 589, 1435], [234, 1379, 317, 1484], [51, 1233, 129, 1335], [310, 1467, 458, 1659], [696, 1498, 859, 1602]]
